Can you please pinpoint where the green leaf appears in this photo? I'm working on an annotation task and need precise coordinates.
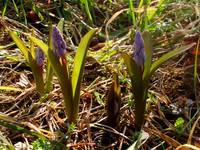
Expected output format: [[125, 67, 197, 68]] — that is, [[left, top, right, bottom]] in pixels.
[[71, 28, 97, 106], [8, 30, 29, 61], [28, 54, 45, 96], [121, 52, 146, 131], [44, 61, 53, 94], [121, 52, 143, 93], [29, 36, 48, 55], [57, 18, 64, 33], [142, 31, 153, 82], [150, 43, 195, 76]]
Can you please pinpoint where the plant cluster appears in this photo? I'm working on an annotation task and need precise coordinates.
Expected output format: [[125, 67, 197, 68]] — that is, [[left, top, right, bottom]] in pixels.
[[1, 17, 194, 147]]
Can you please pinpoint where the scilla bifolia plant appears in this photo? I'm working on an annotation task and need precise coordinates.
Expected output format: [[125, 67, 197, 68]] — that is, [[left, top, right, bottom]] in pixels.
[[6, 28, 53, 96], [29, 22, 97, 123], [121, 31, 195, 131]]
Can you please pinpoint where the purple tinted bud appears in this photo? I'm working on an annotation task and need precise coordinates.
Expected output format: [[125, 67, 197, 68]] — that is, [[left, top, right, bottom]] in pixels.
[[52, 26, 67, 57], [133, 31, 145, 66], [35, 47, 44, 66]]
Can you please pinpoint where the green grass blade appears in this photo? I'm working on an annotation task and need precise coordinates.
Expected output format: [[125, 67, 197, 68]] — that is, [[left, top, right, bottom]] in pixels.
[[32, 4, 44, 22], [85, 0, 93, 24], [12, 0, 19, 16], [81, 0, 93, 24], [20, 0, 27, 25], [0, 86, 22, 92], [71, 28, 97, 106], [2, 0, 8, 16], [129, 0, 136, 26], [194, 38, 200, 106], [8, 30, 29, 61], [150, 43, 195, 76], [139, 0, 144, 8]]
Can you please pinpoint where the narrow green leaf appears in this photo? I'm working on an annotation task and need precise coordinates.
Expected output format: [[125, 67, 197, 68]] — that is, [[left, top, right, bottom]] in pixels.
[[150, 43, 195, 76], [44, 61, 53, 94], [8, 30, 29, 61], [71, 28, 97, 104], [19, 0, 27, 25], [44, 23, 54, 94], [142, 31, 153, 82], [121, 52, 143, 92], [0, 86, 22, 92]]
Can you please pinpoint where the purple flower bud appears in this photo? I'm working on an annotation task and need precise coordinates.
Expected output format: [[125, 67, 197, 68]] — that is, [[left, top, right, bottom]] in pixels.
[[133, 31, 145, 66], [35, 47, 44, 67], [52, 26, 67, 57]]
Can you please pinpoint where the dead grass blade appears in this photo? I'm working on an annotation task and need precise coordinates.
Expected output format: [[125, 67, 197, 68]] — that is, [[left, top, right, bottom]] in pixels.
[[145, 127, 181, 148], [175, 144, 200, 150], [105, 8, 128, 41], [187, 114, 200, 144]]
